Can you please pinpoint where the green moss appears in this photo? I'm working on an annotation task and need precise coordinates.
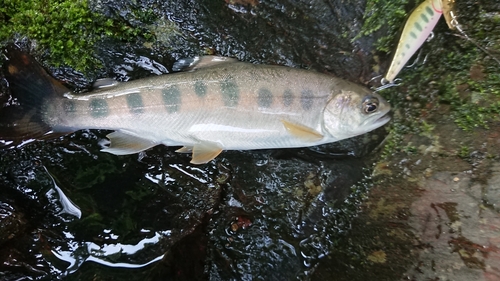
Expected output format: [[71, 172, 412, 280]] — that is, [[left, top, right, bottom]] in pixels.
[[73, 160, 120, 189], [402, 144, 417, 155], [148, 18, 181, 46], [434, 3, 500, 130], [437, 57, 500, 131], [0, 0, 155, 71], [355, 0, 410, 52], [458, 146, 470, 159], [452, 102, 500, 130], [419, 121, 435, 138], [380, 115, 421, 159]]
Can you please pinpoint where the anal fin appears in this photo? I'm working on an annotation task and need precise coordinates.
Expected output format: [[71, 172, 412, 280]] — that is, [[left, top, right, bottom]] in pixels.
[[281, 120, 323, 142], [101, 131, 157, 155], [190, 142, 223, 164]]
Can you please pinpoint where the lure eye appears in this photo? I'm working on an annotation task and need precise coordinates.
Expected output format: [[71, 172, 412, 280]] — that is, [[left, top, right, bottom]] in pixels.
[[362, 97, 379, 114]]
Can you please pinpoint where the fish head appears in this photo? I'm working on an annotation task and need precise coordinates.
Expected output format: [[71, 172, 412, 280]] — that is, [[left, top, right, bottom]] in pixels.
[[323, 88, 391, 140]]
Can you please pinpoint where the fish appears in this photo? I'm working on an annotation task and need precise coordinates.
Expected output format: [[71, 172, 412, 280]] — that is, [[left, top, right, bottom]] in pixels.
[[384, 0, 443, 84], [0, 47, 391, 164]]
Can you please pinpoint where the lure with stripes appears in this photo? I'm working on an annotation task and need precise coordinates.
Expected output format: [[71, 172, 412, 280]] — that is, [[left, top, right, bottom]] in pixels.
[[384, 0, 443, 83]]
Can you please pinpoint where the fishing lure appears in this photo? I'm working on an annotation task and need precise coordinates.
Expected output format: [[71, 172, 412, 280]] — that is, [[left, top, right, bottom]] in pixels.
[[383, 0, 443, 85], [441, 0, 457, 30], [381, 0, 499, 87]]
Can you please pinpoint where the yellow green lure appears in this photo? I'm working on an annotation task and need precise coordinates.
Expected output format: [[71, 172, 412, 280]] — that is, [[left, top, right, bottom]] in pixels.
[[383, 0, 499, 85], [384, 0, 444, 84]]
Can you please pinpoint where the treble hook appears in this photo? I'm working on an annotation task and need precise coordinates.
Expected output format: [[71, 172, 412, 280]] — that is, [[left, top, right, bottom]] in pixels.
[[372, 77, 403, 92]]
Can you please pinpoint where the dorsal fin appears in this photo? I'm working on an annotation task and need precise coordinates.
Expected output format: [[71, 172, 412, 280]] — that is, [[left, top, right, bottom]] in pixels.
[[172, 56, 238, 72]]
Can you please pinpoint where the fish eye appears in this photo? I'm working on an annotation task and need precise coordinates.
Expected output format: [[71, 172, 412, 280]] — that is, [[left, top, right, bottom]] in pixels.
[[362, 97, 379, 114]]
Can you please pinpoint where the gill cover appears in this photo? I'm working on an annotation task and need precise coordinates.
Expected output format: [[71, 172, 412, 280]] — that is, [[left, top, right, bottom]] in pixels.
[[323, 90, 391, 140]]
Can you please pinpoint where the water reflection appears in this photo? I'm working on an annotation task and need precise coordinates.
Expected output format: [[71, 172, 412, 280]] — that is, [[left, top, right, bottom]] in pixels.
[[52, 230, 166, 274], [44, 166, 82, 219]]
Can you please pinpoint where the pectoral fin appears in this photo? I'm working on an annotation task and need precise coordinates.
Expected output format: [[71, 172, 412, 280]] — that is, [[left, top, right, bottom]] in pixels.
[[101, 131, 157, 155], [190, 142, 223, 164], [281, 120, 323, 142]]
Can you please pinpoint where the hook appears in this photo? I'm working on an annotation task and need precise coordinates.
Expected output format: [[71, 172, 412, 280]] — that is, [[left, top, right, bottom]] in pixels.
[[373, 78, 402, 92]]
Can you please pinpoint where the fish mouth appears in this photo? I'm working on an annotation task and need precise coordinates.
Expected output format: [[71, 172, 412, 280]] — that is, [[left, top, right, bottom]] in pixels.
[[374, 111, 392, 127], [362, 111, 392, 133]]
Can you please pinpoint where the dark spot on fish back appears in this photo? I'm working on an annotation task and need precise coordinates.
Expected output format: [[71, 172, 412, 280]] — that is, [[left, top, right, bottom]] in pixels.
[[194, 80, 207, 98], [425, 6, 434, 16], [220, 78, 239, 107], [257, 88, 273, 108], [126, 92, 144, 114], [405, 43, 410, 49], [410, 31, 417, 39], [89, 99, 109, 118], [421, 13, 429, 23], [300, 89, 313, 111], [162, 86, 181, 113], [283, 89, 293, 107], [414, 22, 423, 32]]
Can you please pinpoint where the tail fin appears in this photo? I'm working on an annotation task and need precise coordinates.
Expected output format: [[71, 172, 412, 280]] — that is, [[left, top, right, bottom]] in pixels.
[[1, 45, 70, 147]]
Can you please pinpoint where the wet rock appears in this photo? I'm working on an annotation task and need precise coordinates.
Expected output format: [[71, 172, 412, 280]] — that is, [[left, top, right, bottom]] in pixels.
[[484, 163, 500, 212], [0, 140, 226, 280], [135, 215, 211, 281], [89, 0, 376, 83], [0, 201, 26, 246], [204, 151, 368, 280], [406, 170, 500, 280]]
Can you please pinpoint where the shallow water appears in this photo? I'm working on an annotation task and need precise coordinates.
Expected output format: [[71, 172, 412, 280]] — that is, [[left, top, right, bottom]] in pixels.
[[0, 129, 384, 280]]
